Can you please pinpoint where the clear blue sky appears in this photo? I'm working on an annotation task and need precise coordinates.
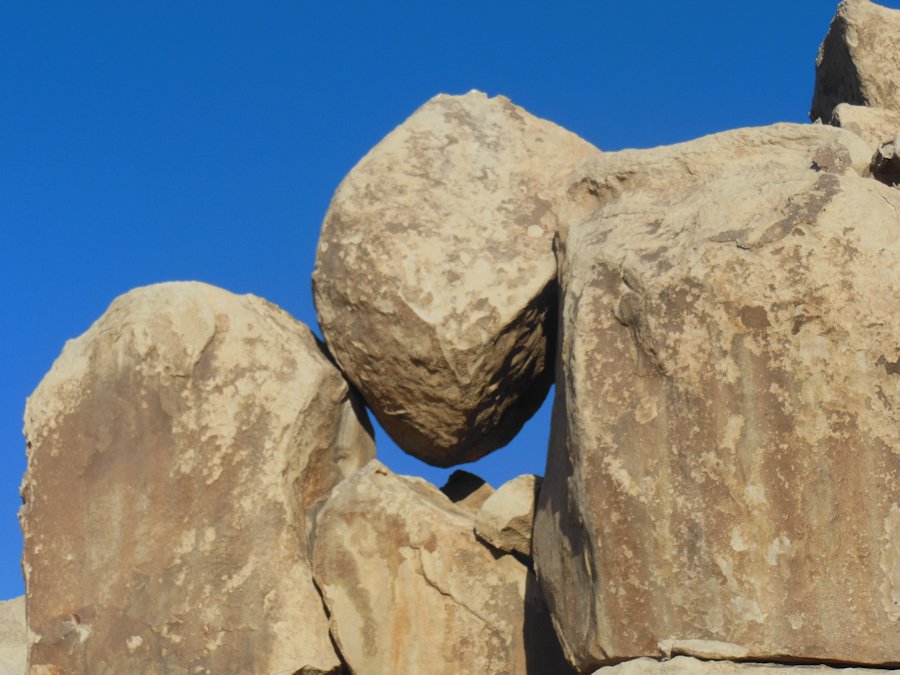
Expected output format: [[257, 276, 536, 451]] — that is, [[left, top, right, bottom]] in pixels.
[[1, 0, 891, 600]]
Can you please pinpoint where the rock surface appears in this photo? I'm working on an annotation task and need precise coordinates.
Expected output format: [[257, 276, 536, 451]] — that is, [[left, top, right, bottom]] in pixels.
[[0, 597, 25, 675], [811, 0, 900, 122], [534, 123, 900, 671], [313, 90, 599, 466], [312, 460, 574, 675], [440, 469, 495, 514], [474, 474, 541, 557], [829, 103, 900, 150], [593, 657, 899, 675], [21, 282, 374, 674], [869, 136, 900, 186]]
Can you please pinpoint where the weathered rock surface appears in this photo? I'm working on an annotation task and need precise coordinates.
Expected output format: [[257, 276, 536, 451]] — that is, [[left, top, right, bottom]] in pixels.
[[440, 469, 495, 514], [313, 90, 600, 466], [829, 103, 900, 150], [312, 460, 574, 675], [534, 123, 900, 671], [21, 282, 374, 674], [0, 597, 25, 675], [474, 474, 541, 558], [811, 0, 900, 122], [870, 136, 900, 186], [593, 657, 899, 675]]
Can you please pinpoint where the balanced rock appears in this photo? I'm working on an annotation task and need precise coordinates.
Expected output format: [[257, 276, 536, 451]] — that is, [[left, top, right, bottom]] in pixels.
[[21, 282, 374, 674], [312, 460, 574, 675], [0, 597, 25, 675], [474, 474, 541, 557], [829, 103, 900, 149], [533, 123, 900, 671], [593, 657, 899, 675], [313, 90, 599, 466], [811, 0, 900, 122]]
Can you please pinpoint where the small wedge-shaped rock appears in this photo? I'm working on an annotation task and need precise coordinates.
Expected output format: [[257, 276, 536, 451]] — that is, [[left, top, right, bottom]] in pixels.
[[313, 90, 599, 466], [811, 0, 900, 122], [474, 474, 541, 557], [534, 124, 900, 671], [312, 460, 574, 675], [0, 597, 25, 675], [830, 103, 900, 150], [593, 656, 899, 675], [21, 282, 374, 674]]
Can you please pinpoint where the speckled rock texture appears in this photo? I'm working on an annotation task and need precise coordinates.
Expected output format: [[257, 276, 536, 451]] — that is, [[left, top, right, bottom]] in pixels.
[[0, 597, 25, 675], [593, 656, 899, 675], [21, 282, 375, 675], [811, 0, 900, 122], [474, 474, 541, 558], [311, 460, 574, 675], [313, 90, 600, 467], [829, 103, 900, 150], [533, 123, 900, 671]]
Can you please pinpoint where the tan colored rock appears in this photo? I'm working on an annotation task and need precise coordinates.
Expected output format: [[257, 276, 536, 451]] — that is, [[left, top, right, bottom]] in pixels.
[[21, 282, 374, 674], [474, 474, 541, 557], [313, 90, 599, 467], [811, 0, 900, 122], [534, 123, 900, 671], [593, 656, 898, 675], [829, 103, 900, 149], [312, 460, 574, 675], [440, 469, 495, 514], [0, 597, 25, 675]]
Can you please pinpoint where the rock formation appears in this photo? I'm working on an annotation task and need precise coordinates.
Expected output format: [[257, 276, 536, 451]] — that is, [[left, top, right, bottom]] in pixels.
[[811, 0, 900, 122], [313, 90, 599, 466], [533, 122, 900, 671], [0, 597, 25, 675], [593, 657, 896, 675], [311, 460, 574, 675], [829, 103, 900, 149], [21, 282, 374, 674], [474, 474, 541, 558]]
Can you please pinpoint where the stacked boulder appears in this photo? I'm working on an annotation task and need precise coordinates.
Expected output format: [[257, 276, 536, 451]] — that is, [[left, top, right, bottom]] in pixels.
[[15, 1, 900, 673]]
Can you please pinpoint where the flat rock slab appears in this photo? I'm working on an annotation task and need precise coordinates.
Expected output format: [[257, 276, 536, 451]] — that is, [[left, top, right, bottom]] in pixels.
[[21, 282, 374, 674], [594, 657, 899, 675], [312, 460, 574, 675], [534, 123, 900, 671], [313, 90, 599, 466], [811, 0, 900, 121]]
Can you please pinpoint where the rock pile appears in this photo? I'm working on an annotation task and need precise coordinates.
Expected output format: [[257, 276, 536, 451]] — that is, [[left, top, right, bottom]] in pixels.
[[14, 1, 900, 673]]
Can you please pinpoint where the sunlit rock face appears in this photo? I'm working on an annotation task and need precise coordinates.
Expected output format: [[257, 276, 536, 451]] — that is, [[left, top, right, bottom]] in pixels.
[[592, 656, 898, 675], [313, 90, 599, 467], [811, 0, 900, 122], [311, 460, 575, 675], [533, 123, 900, 671], [0, 596, 26, 675], [21, 282, 374, 675]]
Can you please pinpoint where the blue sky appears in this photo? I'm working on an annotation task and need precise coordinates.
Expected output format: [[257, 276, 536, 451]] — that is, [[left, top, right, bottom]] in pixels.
[[0, 0, 890, 600]]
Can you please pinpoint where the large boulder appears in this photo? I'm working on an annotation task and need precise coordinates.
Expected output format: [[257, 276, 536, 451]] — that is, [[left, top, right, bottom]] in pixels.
[[313, 90, 599, 466], [21, 282, 374, 674], [533, 124, 900, 671], [311, 460, 574, 675], [811, 0, 900, 122], [593, 657, 898, 675], [0, 597, 25, 675]]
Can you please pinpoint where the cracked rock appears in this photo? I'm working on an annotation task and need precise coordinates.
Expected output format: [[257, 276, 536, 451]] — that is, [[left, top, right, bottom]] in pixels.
[[474, 474, 541, 558], [21, 282, 374, 674], [313, 90, 599, 467], [534, 123, 900, 671], [312, 460, 573, 675]]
